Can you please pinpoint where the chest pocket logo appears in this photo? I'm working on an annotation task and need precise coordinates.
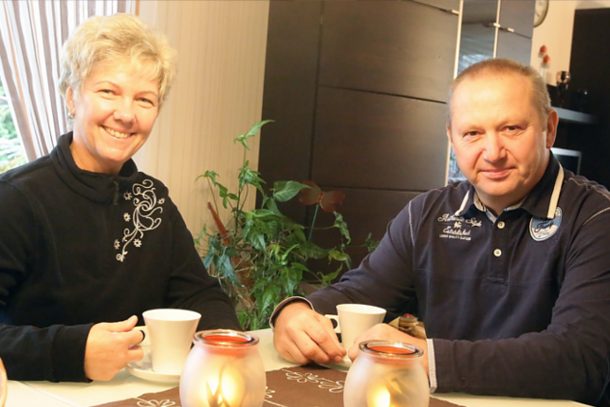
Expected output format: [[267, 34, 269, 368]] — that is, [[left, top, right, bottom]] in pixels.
[[530, 207, 562, 241]]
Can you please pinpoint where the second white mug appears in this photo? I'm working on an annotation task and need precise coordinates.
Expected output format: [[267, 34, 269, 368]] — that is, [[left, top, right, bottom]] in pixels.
[[326, 303, 386, 352]]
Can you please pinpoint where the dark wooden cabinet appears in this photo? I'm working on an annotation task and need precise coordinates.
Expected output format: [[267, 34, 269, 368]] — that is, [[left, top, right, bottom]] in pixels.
[[320, 1, 458, 101], [258, 1, 322, 222], [313, 88, 448, 191], [567, 8, 610, 188], [259, 0, 537, 275]]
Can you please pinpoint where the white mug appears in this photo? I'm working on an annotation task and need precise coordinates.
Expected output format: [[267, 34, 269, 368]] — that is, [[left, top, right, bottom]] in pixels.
[[143, 308, 201, 375], [325, 303, 386, 352]]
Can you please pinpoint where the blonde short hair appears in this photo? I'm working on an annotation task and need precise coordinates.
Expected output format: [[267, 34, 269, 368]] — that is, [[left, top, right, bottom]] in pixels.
[[447, 58, 551, 126], [59, 13, 176, 108]]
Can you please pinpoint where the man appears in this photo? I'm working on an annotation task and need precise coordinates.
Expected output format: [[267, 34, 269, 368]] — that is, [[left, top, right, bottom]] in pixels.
[[272, 58, 610, 406]]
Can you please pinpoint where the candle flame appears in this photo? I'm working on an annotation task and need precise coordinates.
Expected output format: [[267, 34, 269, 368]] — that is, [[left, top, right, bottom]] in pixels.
[[368, 386, 391, 407], [205, 365, 245, 407]]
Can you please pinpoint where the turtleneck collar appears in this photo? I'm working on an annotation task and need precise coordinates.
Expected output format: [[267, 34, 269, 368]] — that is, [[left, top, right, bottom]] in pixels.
[[50, 132, 140, 204]]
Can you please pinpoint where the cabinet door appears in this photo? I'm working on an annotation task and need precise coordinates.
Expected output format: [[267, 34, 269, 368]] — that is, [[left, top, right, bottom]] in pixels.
[[259, 1, 322, 222], [310, 188, 421, 276], [312, 87, 449, 191], [319, 1, 458, 102], [498, 0, 535, 38], [496, 30, 532, 66]]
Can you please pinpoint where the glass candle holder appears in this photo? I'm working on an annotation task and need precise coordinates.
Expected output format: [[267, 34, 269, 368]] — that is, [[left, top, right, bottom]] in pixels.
[[179, 330, 266, 407], [344, 341, 429, 407]]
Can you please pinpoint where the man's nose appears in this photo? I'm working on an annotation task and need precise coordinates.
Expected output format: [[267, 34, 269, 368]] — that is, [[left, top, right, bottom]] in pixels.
[[483, 133, 506, 163]]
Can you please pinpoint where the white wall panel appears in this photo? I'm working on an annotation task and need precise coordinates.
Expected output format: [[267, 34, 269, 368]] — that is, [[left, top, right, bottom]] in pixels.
[[136, 0, 269, 236]]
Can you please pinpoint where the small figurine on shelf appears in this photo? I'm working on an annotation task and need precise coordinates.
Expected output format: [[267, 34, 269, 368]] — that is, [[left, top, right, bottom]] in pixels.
[[556, 71, 571, 108], [538, 45, 550, 83]]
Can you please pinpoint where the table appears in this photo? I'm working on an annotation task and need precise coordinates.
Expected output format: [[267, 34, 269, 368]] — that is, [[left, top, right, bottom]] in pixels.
[[5, 329, 589, 407]]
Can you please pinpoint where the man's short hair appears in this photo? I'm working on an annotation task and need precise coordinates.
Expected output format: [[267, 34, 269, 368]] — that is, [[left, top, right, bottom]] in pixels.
[[447, 58, 551, 127]]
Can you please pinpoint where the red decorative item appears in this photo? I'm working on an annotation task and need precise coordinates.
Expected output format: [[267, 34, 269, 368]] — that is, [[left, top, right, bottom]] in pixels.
[[299, 181, 345, 213]]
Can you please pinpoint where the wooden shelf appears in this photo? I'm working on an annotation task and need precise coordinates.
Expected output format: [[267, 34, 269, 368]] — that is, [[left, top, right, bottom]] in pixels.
[[554, 107, 596, 125]]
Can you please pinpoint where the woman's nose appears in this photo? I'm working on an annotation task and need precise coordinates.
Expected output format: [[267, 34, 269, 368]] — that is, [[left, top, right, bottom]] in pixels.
[[113, 102, 136, 124]]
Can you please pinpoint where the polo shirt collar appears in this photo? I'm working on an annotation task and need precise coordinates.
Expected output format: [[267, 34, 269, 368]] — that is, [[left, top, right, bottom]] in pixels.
[[454, 154, 564, 220]]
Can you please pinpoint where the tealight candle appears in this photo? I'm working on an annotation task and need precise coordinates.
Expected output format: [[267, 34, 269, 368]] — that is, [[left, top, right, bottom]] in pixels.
[[344, 341, 429, 407], [180, 330, 266, 407]]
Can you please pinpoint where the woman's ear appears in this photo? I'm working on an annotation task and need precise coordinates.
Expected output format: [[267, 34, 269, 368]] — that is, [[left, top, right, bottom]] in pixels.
[[66, 86, 76, 115]]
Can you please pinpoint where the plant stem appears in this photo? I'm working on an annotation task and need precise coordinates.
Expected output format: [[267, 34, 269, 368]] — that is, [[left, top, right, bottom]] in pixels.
[[308, 205, 320, 241], [208, 178, 219, 214]]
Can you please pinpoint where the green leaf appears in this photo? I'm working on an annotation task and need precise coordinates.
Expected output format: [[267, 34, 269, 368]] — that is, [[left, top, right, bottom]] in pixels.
[[259, 285, 281, 318], [203, 248, 214, 269], [319, 267, 342, 286], [333, 211, 351, 243], [251, 209, 275, 218], [272, 181, 310, 202], [329, 248, 350, 263], [247, 230, 267, 251], [234, 119, 274, 150], [364, 232, 380, 253], [246, 119, 274, 137], [265, 198, 282, 216], [197, 170, 218, 184], [299, 241, 328, 259]]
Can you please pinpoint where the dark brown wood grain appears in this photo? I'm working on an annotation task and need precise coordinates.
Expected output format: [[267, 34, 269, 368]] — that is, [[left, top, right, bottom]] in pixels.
[[312, 87, 449, 191], [319, 1, 458, 102]]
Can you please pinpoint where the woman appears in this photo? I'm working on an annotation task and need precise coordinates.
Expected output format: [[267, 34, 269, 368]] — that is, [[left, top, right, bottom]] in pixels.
[[0, 14, 240, 382]]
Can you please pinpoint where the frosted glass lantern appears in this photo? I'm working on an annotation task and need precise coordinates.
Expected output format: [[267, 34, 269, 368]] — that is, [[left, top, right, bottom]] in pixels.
[[344, 341, 429, 407], [180, 330, 266, 407]]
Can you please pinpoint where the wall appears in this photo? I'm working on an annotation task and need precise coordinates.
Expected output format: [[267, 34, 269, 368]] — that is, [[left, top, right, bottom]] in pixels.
[[530, 0, 610, 85], [134, 1, 270, 235]]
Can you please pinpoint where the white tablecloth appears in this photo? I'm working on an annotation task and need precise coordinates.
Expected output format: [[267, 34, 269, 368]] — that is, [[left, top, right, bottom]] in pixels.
[[5, 328, 589, 407]]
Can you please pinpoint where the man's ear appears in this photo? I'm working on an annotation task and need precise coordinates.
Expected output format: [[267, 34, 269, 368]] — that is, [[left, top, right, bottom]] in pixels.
[[545, 109, 559, 149], [446, 123, 453, 145]]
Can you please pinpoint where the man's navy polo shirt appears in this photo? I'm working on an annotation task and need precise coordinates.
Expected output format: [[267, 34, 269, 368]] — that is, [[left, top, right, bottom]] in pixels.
[[308, 155, 610, 405]]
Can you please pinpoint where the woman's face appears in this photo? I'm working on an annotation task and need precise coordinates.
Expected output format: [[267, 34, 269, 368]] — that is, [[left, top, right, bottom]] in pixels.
[[66, 59, 160, 174]]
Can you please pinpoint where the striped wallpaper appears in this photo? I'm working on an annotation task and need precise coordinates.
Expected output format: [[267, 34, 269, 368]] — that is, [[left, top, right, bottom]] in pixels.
[[135, 1, 270, 238]]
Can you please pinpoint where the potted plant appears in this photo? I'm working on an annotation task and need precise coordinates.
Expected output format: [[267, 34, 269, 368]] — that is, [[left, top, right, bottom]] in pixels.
[[196, 121, 378, 330]]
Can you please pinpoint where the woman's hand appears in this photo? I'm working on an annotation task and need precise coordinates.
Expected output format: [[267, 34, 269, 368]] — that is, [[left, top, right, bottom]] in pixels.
[[348, 323, 429, 376], [84, 315, 145, 381]]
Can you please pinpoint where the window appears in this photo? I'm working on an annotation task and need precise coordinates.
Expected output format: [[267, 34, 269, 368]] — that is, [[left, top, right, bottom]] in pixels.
[[0, 78, 25, 174]]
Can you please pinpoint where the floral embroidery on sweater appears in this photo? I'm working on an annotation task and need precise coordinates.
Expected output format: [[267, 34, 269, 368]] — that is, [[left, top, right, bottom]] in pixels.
[[115, 179, 164, 262]]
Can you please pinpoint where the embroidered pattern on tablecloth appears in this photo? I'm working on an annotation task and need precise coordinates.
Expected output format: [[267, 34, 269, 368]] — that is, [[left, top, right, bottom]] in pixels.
[[114, 179, 164, 262], [134, 398, 176, 407]]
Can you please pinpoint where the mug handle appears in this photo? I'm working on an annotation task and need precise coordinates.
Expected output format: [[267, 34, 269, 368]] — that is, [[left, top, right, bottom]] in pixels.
[[324, 314, 341, 333]]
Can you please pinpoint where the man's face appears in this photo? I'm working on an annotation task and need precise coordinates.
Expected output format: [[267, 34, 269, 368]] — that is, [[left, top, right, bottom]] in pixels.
[[447, 73, 558, 214]]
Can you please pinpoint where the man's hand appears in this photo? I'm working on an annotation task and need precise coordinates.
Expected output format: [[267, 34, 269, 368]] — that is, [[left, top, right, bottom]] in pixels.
[[84, 315, 145, 381], [348, 323, 429, 376], [274, 302, 346, 365]]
